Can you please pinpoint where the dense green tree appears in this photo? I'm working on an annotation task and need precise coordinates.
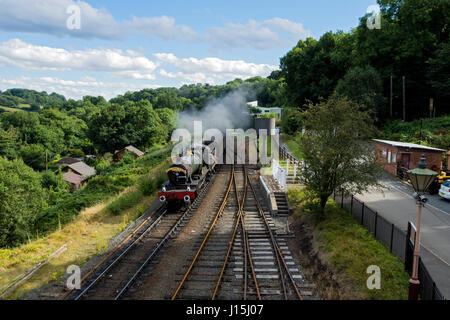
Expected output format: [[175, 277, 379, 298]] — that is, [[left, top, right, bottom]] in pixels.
[[154, 91, 184, 111], [40, 171, 70, 206], [426, 41, 450, 99], [156, 108, 177, 139], [354, 0, 450, 118], [0, 157, 47, 247], [19, 144, 47, 171], [0, 88, 65, 109], [298, 95, 382, 215], [281, 107, 303, 135], [280, 31, 355, 107], [335, 65, 387, 118], [88, 101, 168, 153], [0, 127, 20, 159]]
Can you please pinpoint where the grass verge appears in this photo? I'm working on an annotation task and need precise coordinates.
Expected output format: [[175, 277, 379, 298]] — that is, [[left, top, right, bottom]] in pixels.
[[288, 187, 409, 300], [281, 133, 302, 159]]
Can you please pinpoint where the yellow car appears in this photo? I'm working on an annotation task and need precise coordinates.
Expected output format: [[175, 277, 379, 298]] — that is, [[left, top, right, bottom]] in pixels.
[[437, 171, 450, 184]]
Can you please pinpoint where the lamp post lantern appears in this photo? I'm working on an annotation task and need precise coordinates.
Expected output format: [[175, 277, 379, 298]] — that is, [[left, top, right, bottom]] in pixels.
[[406, 154, 438, 300]]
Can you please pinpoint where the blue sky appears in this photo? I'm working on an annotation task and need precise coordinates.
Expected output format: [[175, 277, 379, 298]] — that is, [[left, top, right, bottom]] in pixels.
[[0, 0, 378, 100]]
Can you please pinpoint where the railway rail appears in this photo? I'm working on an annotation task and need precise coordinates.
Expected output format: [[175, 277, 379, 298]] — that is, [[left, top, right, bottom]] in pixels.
[[66, 168, 217, 300], [171, 164, 304, 300]]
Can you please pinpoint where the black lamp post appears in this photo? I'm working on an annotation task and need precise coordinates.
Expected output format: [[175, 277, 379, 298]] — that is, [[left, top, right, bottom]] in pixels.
[[406, 154, 438, 300]]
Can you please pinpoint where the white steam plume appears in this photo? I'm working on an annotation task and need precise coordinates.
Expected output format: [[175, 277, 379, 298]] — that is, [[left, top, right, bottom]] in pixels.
[[176, 88, 253, 134]]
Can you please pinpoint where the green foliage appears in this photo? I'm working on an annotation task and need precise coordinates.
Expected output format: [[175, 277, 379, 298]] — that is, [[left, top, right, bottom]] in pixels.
[[154, 91, 184, 111], [120, 152, 137, 165], [257, 112, 278, 119], [354, 0, 450, 118], [281, 107, 303, 135], [87, 101, 167, 153], [34, 149, 171, 237], [0, 127, 20, 159], [297, 95, 383, 215], [380, 115, 450, 150], [288, 188, 409, 299], [0, 158, 47, 247], [138, 170, 167, 196], [0, 88, 65, 110], [19, 144, 46, 171], [40, 171, 70, 206], [281, 134, 303, 160], [426, 41, 450, 98], [280, 0, 449, 118], [0, 108, 88, 166], [94, 158, 111, 174], [335, 65, 387, 118], [280, 31, 354, 107], [156, 108, 177, 139], [107, 190, 144, 215]]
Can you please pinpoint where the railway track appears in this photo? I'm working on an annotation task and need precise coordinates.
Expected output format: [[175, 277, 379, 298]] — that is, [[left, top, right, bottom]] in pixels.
[[171, 164, 304, 300], [67, 168, 218, 300]]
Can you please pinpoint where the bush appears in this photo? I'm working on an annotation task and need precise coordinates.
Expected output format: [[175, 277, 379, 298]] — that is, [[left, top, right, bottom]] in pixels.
[[139, 175, 157, 196], [67, 148, 85, 158], [0, 158, 47, 247], [94, 158, 111, 174], [138, 170, 167, 196], [107, 190, 143, 215]]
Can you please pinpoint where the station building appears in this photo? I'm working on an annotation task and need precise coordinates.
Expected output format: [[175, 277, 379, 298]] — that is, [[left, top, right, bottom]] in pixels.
[[372, 139, 446, 175]]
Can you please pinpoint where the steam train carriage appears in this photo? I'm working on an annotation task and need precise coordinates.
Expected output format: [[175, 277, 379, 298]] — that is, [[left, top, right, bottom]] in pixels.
[[158, 140, 216, 207]]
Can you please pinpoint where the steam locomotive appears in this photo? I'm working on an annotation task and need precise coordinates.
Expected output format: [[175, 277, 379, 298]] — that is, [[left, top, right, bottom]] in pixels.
[[158, 140, 217, 208]]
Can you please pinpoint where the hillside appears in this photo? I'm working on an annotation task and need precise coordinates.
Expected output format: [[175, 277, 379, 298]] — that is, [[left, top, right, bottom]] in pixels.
[[0, 89, 66, 112]]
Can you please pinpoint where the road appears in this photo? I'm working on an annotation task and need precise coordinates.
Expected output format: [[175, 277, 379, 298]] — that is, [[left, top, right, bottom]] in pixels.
[[356, 175, 450, 299]]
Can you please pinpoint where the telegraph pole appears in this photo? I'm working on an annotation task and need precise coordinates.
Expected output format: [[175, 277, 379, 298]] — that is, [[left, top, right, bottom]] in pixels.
[[402, 76, 406, 121]]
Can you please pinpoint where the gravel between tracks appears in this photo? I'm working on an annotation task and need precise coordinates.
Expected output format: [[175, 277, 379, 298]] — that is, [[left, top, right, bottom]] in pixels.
[[131, 170, 231, 299]]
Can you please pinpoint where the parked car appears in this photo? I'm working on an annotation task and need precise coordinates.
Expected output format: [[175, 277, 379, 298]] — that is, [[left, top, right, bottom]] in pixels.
[[438, 180, 450, 200]]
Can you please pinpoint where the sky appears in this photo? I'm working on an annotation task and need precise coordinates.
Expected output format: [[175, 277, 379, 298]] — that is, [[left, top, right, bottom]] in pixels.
[[0, 0, 379, 100]]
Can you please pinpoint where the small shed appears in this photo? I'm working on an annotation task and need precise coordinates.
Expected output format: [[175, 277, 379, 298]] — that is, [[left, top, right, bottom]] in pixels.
[[63, 172, 87, 191], [61, 161, 96, 178], [113, 145, 145, 162], [373, 139, 445, 176]]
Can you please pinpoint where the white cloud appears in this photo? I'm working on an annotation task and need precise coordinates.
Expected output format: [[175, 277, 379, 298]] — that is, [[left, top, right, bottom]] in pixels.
[[0, 1, 311, 51], [0, 39, 158, 79], [0, 75, 161, 100], [156, 53, 278, 84], [263, 18, 311, 40], [125, 16, 198, 41], [0, 1, 196, 42], [0, 0, 123, 39], [206, 18, 311, 49]]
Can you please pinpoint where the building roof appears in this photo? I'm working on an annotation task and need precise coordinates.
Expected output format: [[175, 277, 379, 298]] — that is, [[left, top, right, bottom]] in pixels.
[[67, 161, 96, 177], [124, 145, 145, 157], [55, 157, 82, 166], [63, 172, 86, 185], [372, 139, 446, 152]]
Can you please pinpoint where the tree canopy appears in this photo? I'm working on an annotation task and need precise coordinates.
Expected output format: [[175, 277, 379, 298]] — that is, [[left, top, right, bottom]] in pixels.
[[0, 157, 47, 247], [298, 94, 383, 215]]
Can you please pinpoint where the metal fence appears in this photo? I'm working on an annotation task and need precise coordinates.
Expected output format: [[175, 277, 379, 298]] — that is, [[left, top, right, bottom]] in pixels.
[[333, 190, 444, 300], [272, 159, 287, 191]]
